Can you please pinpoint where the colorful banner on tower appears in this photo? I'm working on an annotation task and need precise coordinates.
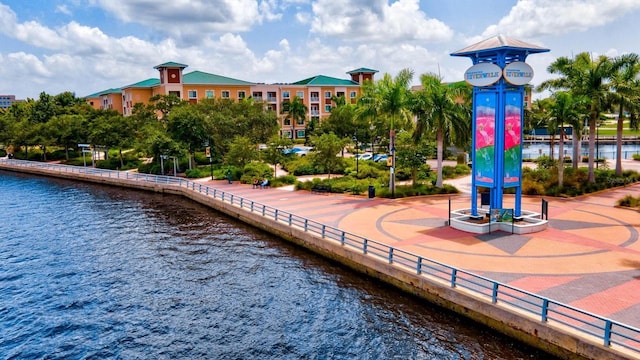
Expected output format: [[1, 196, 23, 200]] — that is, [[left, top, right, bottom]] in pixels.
[[504, 92, 522, 187], [473, 92, 496, 187]]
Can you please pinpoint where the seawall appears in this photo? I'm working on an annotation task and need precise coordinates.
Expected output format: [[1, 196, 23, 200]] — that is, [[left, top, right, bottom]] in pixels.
[[0, 160, 636, 360]]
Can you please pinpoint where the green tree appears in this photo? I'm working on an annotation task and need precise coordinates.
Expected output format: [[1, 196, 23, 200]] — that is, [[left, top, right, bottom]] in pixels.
[[411, 74, 470, 187], [395, 131, 430, 186], [150, 94, 186, 123], [45, 114, 87, 160], [549, 92, 583, 187], [225, 136, 258, 168], [281, 96, 308, 140], [369, 68, 414, 196], [88, 110, 129, 163], [609, 53, 640, 176], [310, 132, 347, 179], [539, 52, 624, 183], [262, 135, 292, 177], [167, 104, 210, 169]]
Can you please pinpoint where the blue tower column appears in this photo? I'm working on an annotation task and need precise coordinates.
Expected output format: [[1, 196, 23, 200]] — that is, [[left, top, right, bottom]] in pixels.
[[451, 35, 549, 222]]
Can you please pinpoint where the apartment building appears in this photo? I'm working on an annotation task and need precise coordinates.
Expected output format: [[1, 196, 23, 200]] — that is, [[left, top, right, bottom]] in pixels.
[[0, 95, 18, 109], [85, 62, 377, 139]]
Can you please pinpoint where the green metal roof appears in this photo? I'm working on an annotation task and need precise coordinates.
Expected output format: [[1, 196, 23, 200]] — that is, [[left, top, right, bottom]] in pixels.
[[122, 78, 161, 89], [154, 62, 189, 69], [346, 67, 378, 74], [84, 88, 121, 98], [292, 75, 359, 86], [183, 71, 254, 85]]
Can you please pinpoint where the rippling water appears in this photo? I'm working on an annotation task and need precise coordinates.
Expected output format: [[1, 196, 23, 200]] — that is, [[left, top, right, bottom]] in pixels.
[[0, 171, 555, 359]]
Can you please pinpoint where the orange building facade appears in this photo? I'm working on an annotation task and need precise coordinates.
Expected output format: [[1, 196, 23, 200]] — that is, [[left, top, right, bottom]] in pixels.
[[86, 62, 377, 139]]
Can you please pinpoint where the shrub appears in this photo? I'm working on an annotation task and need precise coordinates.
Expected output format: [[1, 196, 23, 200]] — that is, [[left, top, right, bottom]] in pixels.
[[522, 178, 545, 195], [633, 154, 640, 161], [241, 162, 273, 184], [95, 155, 141, 170], [618, 195, 640, 208], [185, 166, 213, 178]]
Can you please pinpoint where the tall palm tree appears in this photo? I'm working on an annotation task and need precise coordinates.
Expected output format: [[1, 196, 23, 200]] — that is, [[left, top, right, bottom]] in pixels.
[[282, 96, 307, 140], [609, 53, 640, 176], [549, 92, 582, 188], [411, 73, 470, 187], [375, 69, 414, 196], [539, 52, 623, 183]]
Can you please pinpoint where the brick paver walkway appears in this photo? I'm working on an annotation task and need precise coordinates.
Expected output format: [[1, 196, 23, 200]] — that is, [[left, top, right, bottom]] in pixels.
[[203, 177, 640, 330]]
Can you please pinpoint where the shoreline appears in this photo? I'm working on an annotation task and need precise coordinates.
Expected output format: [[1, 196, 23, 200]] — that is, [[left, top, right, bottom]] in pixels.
[[0, 159, 637, 360]]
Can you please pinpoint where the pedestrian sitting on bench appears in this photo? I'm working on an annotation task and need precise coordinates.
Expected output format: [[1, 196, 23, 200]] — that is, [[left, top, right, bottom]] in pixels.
[[252, 178, 260, 189], [260, 178, 269, 189]]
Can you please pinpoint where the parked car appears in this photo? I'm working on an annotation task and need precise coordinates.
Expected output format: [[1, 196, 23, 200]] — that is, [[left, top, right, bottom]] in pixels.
[[295, 147, 313, 156], [283, 146, 313, 156], [355, 152, 373, 161], [373, 154, 388, 163]]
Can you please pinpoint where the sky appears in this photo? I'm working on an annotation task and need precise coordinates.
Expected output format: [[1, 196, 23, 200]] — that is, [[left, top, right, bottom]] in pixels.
[[2, 0, 640, 100]]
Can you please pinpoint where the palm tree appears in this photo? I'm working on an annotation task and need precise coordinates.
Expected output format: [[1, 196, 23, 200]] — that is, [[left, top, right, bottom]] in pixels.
[[539, 52, 623, 183], [549, 92, 582, 188], [375, 69, 414, 196], [411, 73, 470, 187], [609, 53, 640, 176], [282, 96, 307, 140]]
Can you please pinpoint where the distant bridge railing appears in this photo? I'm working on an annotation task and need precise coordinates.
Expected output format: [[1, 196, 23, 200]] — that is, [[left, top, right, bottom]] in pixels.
[[2, 158, 639, 356]]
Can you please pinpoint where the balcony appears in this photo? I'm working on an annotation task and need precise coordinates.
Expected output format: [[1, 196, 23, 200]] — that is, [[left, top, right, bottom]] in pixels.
[[310, 97, 320, 102]]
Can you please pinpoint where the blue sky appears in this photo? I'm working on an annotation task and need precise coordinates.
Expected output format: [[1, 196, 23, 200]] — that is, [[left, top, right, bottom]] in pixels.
[[1, 0, 640, 100]]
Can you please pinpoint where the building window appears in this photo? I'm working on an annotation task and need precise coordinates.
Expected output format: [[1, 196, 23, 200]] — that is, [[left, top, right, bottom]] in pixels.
[[310, 105, 319, 116], [205, 90, 214, 99], [238, 91, 246, 99], [252, 91, 263, 100], [283, 91, 290, 99], [296, 130, 305, 139], [296, 91, 304, 99], [284, 118, 291, 126], [324, 91, 332, 99], [188, 90, 197, 99], [296, 118, 304, 126], [282, 130, 292, 139], [267, 92, 277, 102], [310, 92, 319, 102], [222, 90, 230, 98], [325, 105, 332, 112], [350, 91, 357, 99], [169, 91, 181, 98]]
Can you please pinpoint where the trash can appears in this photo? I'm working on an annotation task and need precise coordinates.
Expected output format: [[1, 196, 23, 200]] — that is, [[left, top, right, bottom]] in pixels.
[[368, 185, 375, 198], [481, 192, 490, 206]]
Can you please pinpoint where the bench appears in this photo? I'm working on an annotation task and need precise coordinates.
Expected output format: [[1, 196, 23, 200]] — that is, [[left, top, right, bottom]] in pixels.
[[311, 184, 331, 194]]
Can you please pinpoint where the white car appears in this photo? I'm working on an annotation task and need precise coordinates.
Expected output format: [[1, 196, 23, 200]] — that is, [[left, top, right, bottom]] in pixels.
[[295, 146, 313, 156]]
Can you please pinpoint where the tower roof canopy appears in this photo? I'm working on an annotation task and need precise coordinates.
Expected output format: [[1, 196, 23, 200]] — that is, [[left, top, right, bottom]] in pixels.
[[346, 67, 378, 74], [154, 62, 188, 69], [451, 34, 549, 58]]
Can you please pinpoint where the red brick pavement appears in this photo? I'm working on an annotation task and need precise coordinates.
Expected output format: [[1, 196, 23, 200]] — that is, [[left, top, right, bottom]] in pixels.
[[202, 178, 640, 330]]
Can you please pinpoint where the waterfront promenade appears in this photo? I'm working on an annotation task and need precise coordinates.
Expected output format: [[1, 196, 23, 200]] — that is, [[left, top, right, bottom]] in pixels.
[[1, 158, 639, 358], [197, 162, 640, 331]]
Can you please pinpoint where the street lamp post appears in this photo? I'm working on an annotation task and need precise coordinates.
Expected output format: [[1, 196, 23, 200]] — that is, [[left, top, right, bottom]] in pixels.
[[596, 122, 600, 169], [352, 134, 359, 175], [160, 154, 167, 175]]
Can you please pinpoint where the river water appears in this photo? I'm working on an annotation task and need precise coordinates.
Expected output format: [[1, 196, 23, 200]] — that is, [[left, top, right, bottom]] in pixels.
[[0, 171, 556, 359]]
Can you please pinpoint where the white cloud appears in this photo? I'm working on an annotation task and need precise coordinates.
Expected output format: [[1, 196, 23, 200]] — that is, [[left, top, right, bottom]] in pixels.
[[482, 0, 640, 38], [91, 0, 277, 44], [55, 5, 72, 16], [310, 0, 453, 43]]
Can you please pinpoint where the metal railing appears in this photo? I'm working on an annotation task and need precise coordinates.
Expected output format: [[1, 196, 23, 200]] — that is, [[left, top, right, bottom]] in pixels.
[[2, 158, 639, 356]]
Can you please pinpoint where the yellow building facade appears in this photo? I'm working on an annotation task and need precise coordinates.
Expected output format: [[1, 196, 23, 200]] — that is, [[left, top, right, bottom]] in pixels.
[[86, 62, 377, 139]]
